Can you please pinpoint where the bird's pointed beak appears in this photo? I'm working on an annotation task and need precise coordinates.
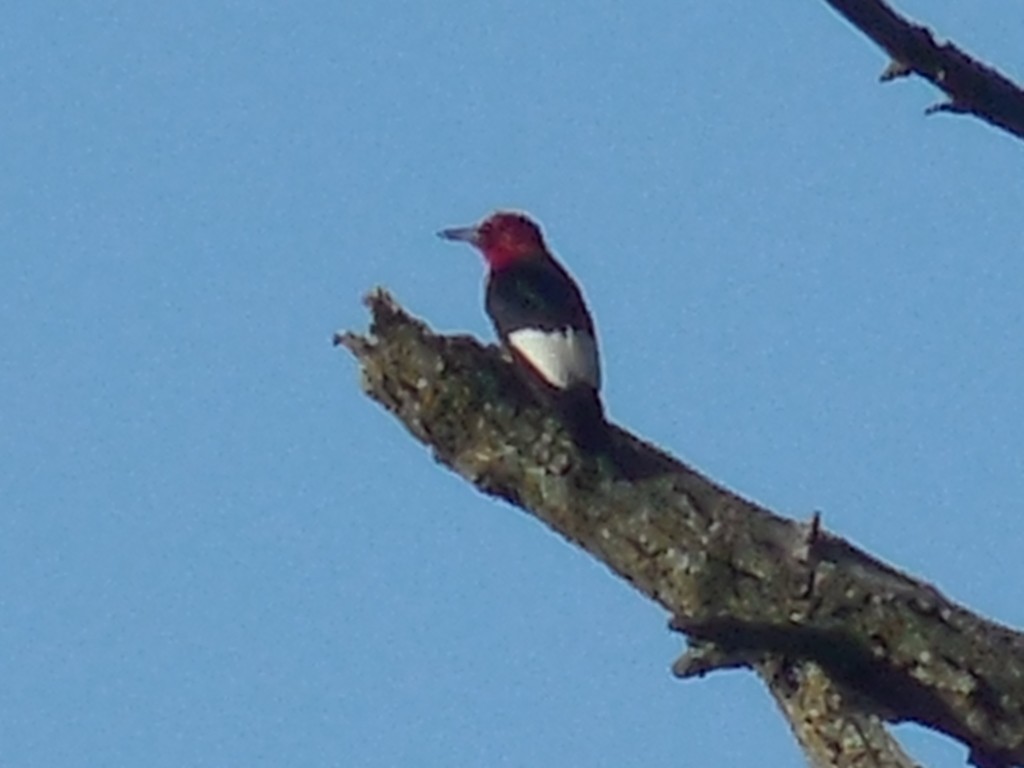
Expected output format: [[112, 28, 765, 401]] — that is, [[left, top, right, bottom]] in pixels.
[[437, 225, 480, 246]]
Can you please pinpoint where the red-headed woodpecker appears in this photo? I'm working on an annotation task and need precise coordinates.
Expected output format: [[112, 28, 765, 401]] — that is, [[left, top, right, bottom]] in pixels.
[[438, 211, 608, 449]]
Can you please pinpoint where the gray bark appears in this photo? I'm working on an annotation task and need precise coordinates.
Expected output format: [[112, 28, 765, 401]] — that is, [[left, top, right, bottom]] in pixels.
[[338, 290, 1024, 768]]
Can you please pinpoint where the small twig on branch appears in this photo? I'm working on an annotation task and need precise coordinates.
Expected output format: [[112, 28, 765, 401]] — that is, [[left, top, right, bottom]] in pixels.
[[821, 0, 1024, 141], [338, 289, 1024, 768]]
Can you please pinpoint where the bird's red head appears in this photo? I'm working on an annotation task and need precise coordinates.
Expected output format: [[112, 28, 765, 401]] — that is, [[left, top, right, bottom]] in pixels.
[[438, 211, 547, 271]]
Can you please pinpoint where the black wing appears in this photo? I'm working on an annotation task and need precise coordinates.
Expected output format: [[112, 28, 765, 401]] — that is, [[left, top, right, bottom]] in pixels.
[[485, 258, 595, 339]]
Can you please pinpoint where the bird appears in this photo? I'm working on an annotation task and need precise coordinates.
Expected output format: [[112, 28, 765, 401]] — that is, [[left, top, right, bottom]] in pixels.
[[438, 211, 608, 450]]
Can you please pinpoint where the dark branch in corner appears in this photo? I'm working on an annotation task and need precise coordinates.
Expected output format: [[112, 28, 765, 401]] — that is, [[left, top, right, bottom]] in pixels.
[[822, 0, 1024, 141], [338, 289, 1024, 768]]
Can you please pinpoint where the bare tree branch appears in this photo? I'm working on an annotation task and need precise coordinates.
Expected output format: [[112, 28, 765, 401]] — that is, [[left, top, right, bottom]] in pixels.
[[338, 289, 1024, 768], [821, 0, 1024, 141]]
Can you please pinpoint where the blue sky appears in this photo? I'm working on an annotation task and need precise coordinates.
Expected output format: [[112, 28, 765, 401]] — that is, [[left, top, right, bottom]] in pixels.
[[3, 2, 1023, 766]]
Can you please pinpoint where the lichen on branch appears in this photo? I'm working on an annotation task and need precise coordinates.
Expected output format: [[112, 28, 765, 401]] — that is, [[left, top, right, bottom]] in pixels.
[[338, 289, 1024, 768]]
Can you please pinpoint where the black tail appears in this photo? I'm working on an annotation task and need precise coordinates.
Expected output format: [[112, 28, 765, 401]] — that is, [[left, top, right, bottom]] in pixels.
[[559, 385, 610, 452]]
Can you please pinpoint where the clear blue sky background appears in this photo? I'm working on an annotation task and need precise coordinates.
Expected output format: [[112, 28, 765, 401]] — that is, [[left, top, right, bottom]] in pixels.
[[4, 2, 1023, 766]]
